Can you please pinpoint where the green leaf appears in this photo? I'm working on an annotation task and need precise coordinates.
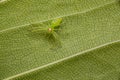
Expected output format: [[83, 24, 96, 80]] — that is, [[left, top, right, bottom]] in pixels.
[[0, 0, 120, 80]]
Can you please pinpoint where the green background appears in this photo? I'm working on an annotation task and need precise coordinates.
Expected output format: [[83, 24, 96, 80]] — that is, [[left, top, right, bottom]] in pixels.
[[0, 0, 120, 80]]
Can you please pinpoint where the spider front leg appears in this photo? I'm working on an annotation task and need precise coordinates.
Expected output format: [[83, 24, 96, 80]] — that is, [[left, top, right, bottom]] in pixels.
[[30, 23, 47, 32], [31, 28, 47, 32]]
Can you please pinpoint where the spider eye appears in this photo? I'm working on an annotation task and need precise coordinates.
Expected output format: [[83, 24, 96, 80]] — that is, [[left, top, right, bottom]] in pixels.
[[48, 28, 52, 32]]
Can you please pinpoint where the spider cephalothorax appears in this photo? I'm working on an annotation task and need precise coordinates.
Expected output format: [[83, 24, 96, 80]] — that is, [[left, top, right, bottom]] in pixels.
[[31, 18, 62, 48]]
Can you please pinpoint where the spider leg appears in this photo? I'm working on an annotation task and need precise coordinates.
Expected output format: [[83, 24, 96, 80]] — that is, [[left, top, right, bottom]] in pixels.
[[31, 28, 46, 32], [30, 22, 48, 30], [47, 33, 52, 38], [50, 31, 62, 49]]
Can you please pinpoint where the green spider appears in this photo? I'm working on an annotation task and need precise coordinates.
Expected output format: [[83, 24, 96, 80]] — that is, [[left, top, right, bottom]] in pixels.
[[31, 18, 63, 48], [32, 18, 62, 37], [46, 18, 62, 38]]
